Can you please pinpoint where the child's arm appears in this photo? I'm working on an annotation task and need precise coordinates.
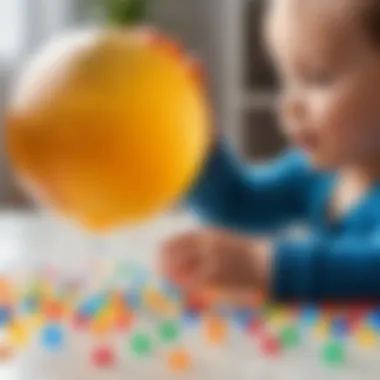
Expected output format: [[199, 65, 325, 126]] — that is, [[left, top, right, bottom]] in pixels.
[[274, 237, 380, 301], [187, 140, 313, 233], [161, 229, 380, 302]]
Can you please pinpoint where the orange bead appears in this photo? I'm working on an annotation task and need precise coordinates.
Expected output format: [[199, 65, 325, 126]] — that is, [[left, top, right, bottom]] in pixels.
[[0, 278, 15, 304], [115, 310, 133, 332], [43, 300, 65, 321], [204, 316, 227, 345], [91, 313, 113, 336], [168, 349, 191, 372], [0, 342, 14, 361]]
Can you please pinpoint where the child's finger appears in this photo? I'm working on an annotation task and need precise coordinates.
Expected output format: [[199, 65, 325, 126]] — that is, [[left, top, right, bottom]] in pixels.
[[159, 239, 202, 286]]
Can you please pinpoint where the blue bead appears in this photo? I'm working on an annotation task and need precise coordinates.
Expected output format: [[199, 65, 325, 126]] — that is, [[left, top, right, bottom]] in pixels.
[[182, 309, 199, 325], [331, 317, 349, 338], [234, 308, 255, 328], [299, 306, 319, 325], [0, 307, 12, 326], [124, 289, 141, 310], [78, 294, 106, 317], [41, 324, 64, 350], [368, 309, 380, 330]]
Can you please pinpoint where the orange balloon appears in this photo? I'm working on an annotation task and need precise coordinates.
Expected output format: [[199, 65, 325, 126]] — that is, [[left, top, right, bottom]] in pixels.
[[6, 27, 210, 231]]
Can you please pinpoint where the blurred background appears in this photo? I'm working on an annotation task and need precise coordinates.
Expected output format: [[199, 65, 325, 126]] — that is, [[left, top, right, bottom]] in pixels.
[[0, 0, 285, 210]]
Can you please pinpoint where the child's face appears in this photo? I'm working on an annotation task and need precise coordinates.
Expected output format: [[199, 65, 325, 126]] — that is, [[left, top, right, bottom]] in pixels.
[[266, 0, 380, 169]]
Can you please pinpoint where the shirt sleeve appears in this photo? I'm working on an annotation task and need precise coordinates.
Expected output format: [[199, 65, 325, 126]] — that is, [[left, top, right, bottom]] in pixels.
[[273, 237, 380, 301], [186, 139, 313, 233]]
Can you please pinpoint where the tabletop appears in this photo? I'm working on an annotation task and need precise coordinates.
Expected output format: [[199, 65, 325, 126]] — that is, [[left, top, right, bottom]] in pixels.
[[0, 211, 377, 380]]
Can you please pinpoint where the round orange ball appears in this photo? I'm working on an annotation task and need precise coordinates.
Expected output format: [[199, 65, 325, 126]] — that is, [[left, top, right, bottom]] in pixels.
[[5, 28, 211, 231]]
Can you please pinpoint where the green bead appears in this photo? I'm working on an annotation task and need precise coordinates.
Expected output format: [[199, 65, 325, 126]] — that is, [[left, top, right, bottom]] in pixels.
[[322, 341, 345, 365], [130, 333, 153, 356], [159, 320, 180, 343], [280, 326, 300, 348]]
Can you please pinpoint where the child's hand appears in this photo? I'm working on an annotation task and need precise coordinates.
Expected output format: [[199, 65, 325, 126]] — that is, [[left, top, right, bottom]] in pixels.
[[159, 229, 271, 294]]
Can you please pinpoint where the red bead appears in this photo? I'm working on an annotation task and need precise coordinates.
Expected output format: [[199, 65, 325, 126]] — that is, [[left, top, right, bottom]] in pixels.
[[260, 336, 280, 356], [91, 345, 115, 368]]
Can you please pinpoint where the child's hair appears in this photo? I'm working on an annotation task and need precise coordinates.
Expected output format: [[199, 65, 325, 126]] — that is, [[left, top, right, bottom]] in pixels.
[[360, 0, 380, 47]]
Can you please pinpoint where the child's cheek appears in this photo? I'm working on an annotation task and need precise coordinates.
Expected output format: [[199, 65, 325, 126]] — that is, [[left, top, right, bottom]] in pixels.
[[313, 89, 378, 166]]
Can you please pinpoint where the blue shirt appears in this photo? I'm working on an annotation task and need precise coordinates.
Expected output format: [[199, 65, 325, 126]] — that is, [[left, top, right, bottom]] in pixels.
[[187, 141, 380, 302]]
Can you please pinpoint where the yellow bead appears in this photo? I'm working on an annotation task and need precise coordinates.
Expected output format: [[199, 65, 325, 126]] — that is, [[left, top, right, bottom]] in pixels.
[[143, 287, 172, 313], [91, 309, 115, 336], [355, 326, 377, 349], [268, 307, 290, 328], [7, 320, 29, 348], [313, 320, 329, 340]]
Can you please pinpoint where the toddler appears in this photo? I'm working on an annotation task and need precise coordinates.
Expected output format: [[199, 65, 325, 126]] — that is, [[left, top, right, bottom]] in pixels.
[[161, 0, 380, 301]]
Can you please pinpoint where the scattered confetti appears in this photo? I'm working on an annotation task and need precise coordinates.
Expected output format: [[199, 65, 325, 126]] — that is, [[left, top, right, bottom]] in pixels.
[[92, 345, 115, 368], [182, 309, 199, 326], [124, 289, 141, 310], [233, 308, 255, 328], [7, 320, 29, 347], [115, 310, 133, 332], [331, 316, 350, 339], [314, 319, 329, 340], [322, 341, 345, 365], [249, 319, 265, 337], [0, 342, 14, 361], [299, 306, 319, 326], [72, 312, 90, 331], [41, 324, 64, 351], [204, 316, 227, 345], [43, 299, 65, 321], [1, 260, 380, 373], [367, 309, 380, 331], [0, 307, 12, 327], [168, 348, 191, 372], [260, 335, 281, 356], [130, 332, 153, 356], [355, 326, 377, 349], [159, 320, 180, 343], [280, 325, 300, 349]]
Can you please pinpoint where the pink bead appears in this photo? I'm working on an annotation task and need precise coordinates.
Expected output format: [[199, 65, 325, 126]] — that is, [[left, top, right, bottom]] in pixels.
[[260, 336, 281, 356], [91, 345, 115, 368], [72, 313, 89, 330]]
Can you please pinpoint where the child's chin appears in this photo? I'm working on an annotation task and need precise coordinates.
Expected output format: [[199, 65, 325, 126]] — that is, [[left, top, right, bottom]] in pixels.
[[306, 153, 337, 171]]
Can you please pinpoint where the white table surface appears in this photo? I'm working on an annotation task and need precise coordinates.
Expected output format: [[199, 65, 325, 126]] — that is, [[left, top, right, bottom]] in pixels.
[[0, 211, 376, 380]]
